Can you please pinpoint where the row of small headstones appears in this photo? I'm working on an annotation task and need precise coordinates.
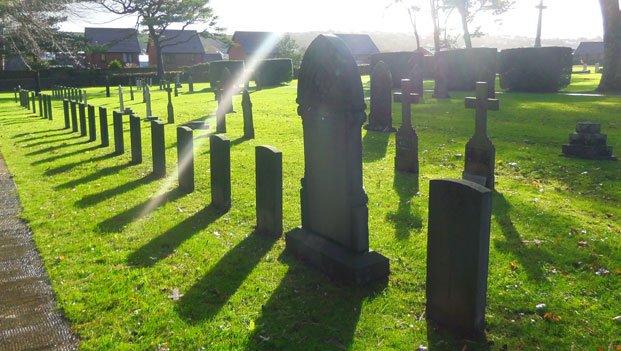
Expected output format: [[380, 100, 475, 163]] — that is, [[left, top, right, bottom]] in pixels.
[[15, 88, 54, 120]]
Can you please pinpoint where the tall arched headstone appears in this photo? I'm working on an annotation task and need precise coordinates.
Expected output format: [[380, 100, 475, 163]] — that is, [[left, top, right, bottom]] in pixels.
[[366, 61, 396, 133], [286, 34, 390, 286]]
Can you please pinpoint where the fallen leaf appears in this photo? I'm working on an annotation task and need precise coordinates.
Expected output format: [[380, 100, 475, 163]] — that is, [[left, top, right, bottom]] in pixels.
[[543, 312, 561, 322]]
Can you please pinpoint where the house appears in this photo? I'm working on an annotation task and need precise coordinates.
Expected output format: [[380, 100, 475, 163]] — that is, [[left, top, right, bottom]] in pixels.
[[147, 30, 205, 69], [574, 41, 604, 64], [228, 31, 277, 61], [334, 33, 380, 64], [84, 28, 140, 68], [200, 36, 228, 61]]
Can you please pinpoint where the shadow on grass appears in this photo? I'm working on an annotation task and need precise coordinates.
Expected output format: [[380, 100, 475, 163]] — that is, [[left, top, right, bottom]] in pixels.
[[33, 144, 101, 167], [362, 130, 390, 163], [76, 173, 157, 208], [54, 161, 134, 190], [231, 135, 251, 147], [386, 172, 423, 240], [426, 320, 490, 351], [97, 188, 185, 233], [20, 133, 80, 147], [12, 128, 68, 139], [43, 152, 117, 176], [127, 204, 225, 267], [24, 139, 90, 157], [243, 248, 387, 350], [176, 232, 276, 323]]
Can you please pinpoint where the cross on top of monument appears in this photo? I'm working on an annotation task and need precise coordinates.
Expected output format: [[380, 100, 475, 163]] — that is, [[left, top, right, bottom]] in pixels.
[[465, 82, 499, 136], [536, 0, 547, 10], [394, 79, 420, 106]]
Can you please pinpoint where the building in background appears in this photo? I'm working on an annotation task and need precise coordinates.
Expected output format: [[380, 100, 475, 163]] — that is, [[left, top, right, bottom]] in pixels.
[[84, 28, 140, 68], [200, 36, 228, 61], [334, 33, 380, 65], [147, 30, 205, 69], [228, 31, 276, 61], [574, 41, 604, 64]]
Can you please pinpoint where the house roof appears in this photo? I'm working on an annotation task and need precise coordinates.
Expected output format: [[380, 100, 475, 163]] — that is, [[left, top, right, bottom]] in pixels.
[[574, 41, 604, 56], [158, 30, 205, 54], [231, 31, 274, 55], [84, 28, 140, 53], [200, 36, 228, 54], [334, 33, 380, 56]]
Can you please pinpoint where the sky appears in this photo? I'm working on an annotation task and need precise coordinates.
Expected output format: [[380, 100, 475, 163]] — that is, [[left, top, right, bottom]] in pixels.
[[62, 0, 604, 40]]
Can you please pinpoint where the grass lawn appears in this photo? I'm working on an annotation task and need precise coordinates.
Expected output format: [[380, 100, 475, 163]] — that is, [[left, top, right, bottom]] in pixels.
[[0, 71, 619, 350]]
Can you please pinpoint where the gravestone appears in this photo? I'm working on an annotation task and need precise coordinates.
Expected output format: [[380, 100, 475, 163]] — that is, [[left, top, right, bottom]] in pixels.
[[118, 86, 124, 112], [70, 101, 78, 132], [63, 99, 70, 129], [166, 86, 175, 123], [174, 78, 179, 97], [129, 114, 142, 164], [83, 90, 88, 105], [426, 178, 492, 338], [151, 120, 166, 178], [42, 95, 48, 119], [105, 75, 111, 97], [177, 126, 195, 193], [407, 59, 425, 98], [87, 105, 97, 142], [113, 111, 124, 155], [31, 92, 36, 114], [242, 89, 255, 138], [188, 75, 194, 93], [216, 108, 226, 133], [562, 122, 616, 160], [144, 85, 152, 117], [142, 84, 146, 103], [13, 87, 17, 103], [210, 134, 231, 211], [366, 60, 395, 132], [286, 34, 390, 285], [393, 79, 421, 174], [433, 55, 451, 99], [129, 84, 134, 101], [38, 94, 43, 117], [47, 95, 52, 120], [463, 82, 499, 190], [255, 145, 282, 237], [99, 107, 109, 147], [78, 103, 87, 136]]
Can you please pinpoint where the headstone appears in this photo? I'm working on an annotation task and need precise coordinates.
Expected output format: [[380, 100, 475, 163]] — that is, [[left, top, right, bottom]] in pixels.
[[38, 94, 43, 117], [407, 58, 425, 97], [174, 76, 179, 97], [105, 75, 111, 97], [463, 82, 499, 189], [47, 95, 52, 120], [99, 107, 109, 147], [216, 107, 226, 133], [145, 85, 152, 117], [562, 122, 616, 160], [176, 126, 195, 193], [13, 87, 17, 103], [242, 89, 255, 138], [70, 101, 78, 132], [129, 84, 134, 101], [118, 85, 124, 112], [188, 75, 194, 93], [426, 178, 492, 338], [433, 55, 451, 99], [113, 111, 124, 155], [210, 134, 231, 211], [63, 99, 70, 129], [595, 62, 601, 73], [31, 92, 36, 114], [366, 61, 395, 132], [151, 120, 166, 178], [166, 86, 175, 123], [83, 90, 88, 105], [79, 103, 87, 136], [286, 34, 390, 285], [393, 79, 421, 174], [255, 145, 282, 237], [129, 114, 142, 164], [87, 105, 97, 141]]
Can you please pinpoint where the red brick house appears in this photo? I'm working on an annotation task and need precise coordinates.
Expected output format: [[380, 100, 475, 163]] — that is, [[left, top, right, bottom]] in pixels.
[[147, 30, 206, 69], [228, 31, 277, 61], [84, 28, 140, 68]]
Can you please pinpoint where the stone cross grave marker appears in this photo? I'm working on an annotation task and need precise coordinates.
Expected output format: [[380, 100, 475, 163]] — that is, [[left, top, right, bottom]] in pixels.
[[177, 126, 195, 193], [210, 134, 231, 211], [426, 179, 492, 338], [255, 145, 282, 237], [129, 114, 142, 164], [87, 105, 97, 142], [393, 79, 421, 174], [242, 89, 254, 138], [151, 120, 166, 178], [463, 81, 499, 189], [99, 107, 109, 147], [366, 60, 395, 133], [286, 34, 390, 285]]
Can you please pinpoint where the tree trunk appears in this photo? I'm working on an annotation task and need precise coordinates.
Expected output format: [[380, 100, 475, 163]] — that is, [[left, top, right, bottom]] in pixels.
[[597, 0, 621, 92], [149, 28, 165, 81], [457, 4, 472, 49], [407, 8, 421, 50], [430, 0, 441, 52]]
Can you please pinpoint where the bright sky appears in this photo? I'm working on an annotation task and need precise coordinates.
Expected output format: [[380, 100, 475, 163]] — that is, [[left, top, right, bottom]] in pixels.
[[62, 0, 603, 39]]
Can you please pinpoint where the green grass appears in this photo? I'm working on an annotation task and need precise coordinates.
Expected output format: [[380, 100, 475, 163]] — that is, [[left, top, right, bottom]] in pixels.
[[0, 73, 619, 350]]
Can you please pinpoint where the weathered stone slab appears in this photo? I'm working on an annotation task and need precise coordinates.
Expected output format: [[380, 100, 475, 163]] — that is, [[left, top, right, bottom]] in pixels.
[[255, 145, 282, 237], [177, 126, 195, 193], [151, 120, 166, 178], [78, 103, 87, 136], [46, 95, 52, 120], [87, 105, 97, 142], [210, 134, 231, 211], [426, 178, 492, 338], [38, 94, 43, 117], [166, 87, 174, 124], [63, 99, 70, 129], [31, 92, 36, 114], [99, 107, 109, 147], [70, 101, 78, 132], [366, 61, 395, 133], [562, 121, 616, 160], [242, 89, 255, 138], [129, 114, 142, 164], [113, 111, 124, 155]]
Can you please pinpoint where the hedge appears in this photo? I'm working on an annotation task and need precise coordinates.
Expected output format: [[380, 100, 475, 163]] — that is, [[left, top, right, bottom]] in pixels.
[[499, 47, 573, 92], [370, 51, 434, 88], [180, 62, 210, 83], [208, 60, 245, 88], [435, 48, 498, 92], [253, 58, 293, 87]]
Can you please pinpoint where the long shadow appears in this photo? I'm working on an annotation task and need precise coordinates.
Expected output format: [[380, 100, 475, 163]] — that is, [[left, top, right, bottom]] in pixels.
[[32, 144, 101, 167], [13, 128, 69, 139], [386, 172, 423, 240], [127, 204, 226, 267], [244, 248, 386, 350], [76, 173, 157, 208], [24, 140, 90, 157], [20, 133, 79, 147], [97, 188, 185, 233], [231, 135, 251, 147], [176, 232, 277, 322], [426, 320, 490, 351], [43, 152, 116, 176], [362, 130, 390, 163], [54, 162, 134, 190]]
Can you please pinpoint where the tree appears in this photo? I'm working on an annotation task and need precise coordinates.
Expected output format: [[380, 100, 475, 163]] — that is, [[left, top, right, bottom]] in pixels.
[[442, 0, 514, 48], [273, 34, 302, 69], [597, 0, 621, 92], [0, 0, 81, 70], [95, 0, 219, 79]]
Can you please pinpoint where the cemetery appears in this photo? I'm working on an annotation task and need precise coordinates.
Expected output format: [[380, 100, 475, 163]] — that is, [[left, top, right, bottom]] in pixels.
[[0, 1, 620, 351]]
